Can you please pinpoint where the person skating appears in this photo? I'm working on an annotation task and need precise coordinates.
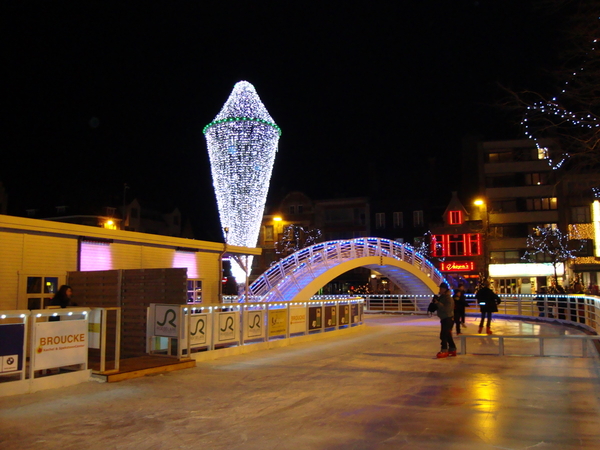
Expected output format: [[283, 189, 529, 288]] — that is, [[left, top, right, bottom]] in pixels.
[[475, 280, 501, 334], [453, 284, 468, 335], [433, 282, 456, 358]]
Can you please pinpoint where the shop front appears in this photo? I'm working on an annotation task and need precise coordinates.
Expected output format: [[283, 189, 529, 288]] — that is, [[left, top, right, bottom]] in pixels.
[[489, 262, 564, 294]]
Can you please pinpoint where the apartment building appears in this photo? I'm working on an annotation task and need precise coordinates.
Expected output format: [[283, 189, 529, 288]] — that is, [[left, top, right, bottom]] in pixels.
[[478, 139, 562, 293]]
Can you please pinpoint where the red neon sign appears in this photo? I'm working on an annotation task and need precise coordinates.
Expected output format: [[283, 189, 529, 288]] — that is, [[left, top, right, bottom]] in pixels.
[[441, 261, 475, 272]]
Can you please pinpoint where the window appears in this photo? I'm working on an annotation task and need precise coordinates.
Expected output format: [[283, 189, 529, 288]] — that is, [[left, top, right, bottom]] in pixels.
[[571, 206, 591, 223], [431, 235, 444, 257], [393, 212, 403, 229], [487, 152, 512, 163], [513, 148, 539, 161], [497, 278, 518, 295], [187, 279, 202, 303], [538, 147, 549, 160], [492, 225, 528, 238], [297, 205, 303, 214], [448, 235, 465, 256], [357, 209, 366, 226], [536, 223, 558, 232], [532, 252, 553, 263], [265, 225, 274, 241], [106, 207, 116, 216], [490, 200, 518, 212], [413, 210, 424, 227], [485, 174, 517, 188], [526, 197, 557, 211], [571, 239, 594, 257], [524, 173, 548, 186], [25, 275, 59, 310], [324, 208, 353, 224], [131, 207, 139, 219], [375, 213, 386, 229], [468, 234, 481, 255], [449, 211, 462, 225], [432, 234, 481, 257], [489, 251, 521, 264], [289, 205, 295, 215]]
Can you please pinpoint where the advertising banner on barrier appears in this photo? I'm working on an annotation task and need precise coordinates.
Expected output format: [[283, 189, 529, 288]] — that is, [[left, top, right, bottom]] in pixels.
[[351, 304, 359, 324], [88, 309, 101, 349], [243, 310, 264, 340], [339, 304, 350, 326], [268, 309, 288, 337], [308, 306, 323, 330], [0, 324, 24, 372], [153, 305, 180, 338], [188, 313, 211, 348], [33, 320, 87, 370], [289, 307, 306, 334], [324, 306, 337, 328], [215, 312, 238, 344]]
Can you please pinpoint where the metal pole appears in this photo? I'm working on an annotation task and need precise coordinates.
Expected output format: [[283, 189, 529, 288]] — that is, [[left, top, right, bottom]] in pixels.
[[245, 254, 250, 301], [219, 227, 229, 304]]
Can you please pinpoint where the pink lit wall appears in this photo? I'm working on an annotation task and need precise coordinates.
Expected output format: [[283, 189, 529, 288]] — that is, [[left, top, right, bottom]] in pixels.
[[172, 251, 198, 278], [80, 242, 113, 271]]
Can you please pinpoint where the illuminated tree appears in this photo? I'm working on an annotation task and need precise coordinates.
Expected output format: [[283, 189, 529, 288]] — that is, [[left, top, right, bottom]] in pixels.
[[275, 224, 322, 258], [414, 231, 445, 263], [204, 81, 281, 282], [522, 226, 582, 286]]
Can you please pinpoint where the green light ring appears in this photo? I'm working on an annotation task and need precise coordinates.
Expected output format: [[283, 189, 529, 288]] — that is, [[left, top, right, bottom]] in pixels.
[[203, 117, 282, 136]]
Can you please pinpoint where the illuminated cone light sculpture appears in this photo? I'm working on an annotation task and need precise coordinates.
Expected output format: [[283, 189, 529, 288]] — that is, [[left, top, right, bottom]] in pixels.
[[204, 81, 281, 283]]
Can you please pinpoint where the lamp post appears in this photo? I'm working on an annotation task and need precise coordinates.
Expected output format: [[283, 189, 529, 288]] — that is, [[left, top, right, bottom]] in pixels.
[[474, 199, 490, 281]]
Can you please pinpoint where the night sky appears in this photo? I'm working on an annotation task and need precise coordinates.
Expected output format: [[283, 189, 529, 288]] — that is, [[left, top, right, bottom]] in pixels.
[[1, 1, 565, 240]]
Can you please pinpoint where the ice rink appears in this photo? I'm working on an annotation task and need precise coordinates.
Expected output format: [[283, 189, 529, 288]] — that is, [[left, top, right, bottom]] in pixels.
[[1, 315, 599, 450]]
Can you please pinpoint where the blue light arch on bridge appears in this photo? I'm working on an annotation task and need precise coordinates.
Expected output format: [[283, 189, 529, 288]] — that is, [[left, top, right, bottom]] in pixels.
[[240, 237, 447, 303]]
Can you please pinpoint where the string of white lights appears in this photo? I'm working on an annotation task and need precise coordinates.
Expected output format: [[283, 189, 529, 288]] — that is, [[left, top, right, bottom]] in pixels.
[[204, 81, 280, 283], [522, 30, 599, 169]]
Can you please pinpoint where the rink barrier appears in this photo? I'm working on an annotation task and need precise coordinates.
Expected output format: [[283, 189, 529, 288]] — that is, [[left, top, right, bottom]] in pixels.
[[0, 307, 92, 396], [459, 334, 600, 357], [325, 293, 600, 333], [161, 298, 365, 358], [89, 307, 121, 374]]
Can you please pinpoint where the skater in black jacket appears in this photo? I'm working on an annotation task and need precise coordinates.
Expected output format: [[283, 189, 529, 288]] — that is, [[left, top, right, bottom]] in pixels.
[[475, 280, 501, 334]]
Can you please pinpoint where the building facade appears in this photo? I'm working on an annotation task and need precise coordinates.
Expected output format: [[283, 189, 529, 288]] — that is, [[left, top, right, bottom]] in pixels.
[[478, 138, 600, 294], [0, 214, 260, 311], [254, 193, 371, 293], [429, 192, 484, 292], [478, 139, 561, 294]]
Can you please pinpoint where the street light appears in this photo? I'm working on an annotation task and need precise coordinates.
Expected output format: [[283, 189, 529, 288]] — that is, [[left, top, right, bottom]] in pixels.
[[473, 198, 490, 280]]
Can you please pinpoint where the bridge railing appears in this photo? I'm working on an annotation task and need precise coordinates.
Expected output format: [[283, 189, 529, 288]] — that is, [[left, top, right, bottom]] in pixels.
[[244, 238, 446, 302], [320, 293, 599, 333]]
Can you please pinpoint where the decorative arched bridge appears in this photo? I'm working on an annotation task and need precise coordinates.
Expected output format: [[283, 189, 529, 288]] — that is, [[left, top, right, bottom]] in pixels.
[[240, 237, 446, 303]]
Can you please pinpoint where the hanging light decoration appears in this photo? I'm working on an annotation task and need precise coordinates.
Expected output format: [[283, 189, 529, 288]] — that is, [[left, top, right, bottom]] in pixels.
[[521, 34, 599, 169], [204, 81, 281, 283]]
